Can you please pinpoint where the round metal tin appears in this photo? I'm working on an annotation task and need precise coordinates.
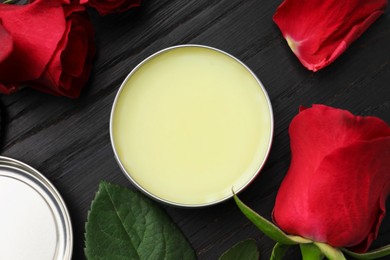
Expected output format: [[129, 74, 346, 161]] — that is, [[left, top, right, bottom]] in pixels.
[[0, 156, 72, 260], [110, 44, 274, 207]]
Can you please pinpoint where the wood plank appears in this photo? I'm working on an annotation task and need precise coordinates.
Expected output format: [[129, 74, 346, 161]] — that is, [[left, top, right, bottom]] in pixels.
[[0, 1, 389, 259]]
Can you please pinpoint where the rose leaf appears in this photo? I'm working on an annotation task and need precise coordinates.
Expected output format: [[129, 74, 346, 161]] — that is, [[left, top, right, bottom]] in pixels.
[[218, 239, 259, 260], [234, 194, 311, 245], [84, 181, 196, 260]]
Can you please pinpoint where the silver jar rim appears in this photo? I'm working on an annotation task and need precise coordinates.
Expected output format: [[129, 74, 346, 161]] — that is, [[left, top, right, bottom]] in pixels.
[[110, 44, 274, 207]]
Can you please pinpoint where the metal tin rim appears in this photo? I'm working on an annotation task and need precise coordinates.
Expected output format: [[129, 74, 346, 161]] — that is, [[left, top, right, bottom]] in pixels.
[[0, 156, 73, 260], [110, 44, 274, 207]]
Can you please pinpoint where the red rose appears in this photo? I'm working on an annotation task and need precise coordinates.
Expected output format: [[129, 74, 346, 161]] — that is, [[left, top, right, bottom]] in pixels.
[[273, 0, 388, 71], [82, 0, 142, 16], [0, 0, 95, 98], [273, 105, 390, 252]]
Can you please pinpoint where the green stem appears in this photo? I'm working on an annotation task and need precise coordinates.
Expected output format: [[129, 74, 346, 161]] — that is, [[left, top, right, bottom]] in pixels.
[[300, 244, 324, 260], [233, 194, 311, 245], [314, 242, 346, 260]]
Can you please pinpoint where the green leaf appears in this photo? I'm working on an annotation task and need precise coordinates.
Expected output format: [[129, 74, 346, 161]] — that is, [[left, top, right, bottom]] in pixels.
[[314, 242, 346, 260], [342, 245, 390, 259], [234, 195, 311, 245], [218, 239, 259, 260], [300, 243, 324, 260], [85, 181, 196, 260], [271, 242, 291, 260]]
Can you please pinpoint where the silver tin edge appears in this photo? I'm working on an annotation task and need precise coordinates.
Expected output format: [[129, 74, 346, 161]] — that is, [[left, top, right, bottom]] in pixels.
[[109, 44, 274, 208], [0, 156, 73, 260]]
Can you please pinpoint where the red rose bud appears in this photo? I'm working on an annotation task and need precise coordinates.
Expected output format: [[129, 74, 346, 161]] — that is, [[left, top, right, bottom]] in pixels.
[[273, 105, 390, 253], [0, 0, 95, 98], [84, 0, 142, 16], [273, 0, 388, 71]]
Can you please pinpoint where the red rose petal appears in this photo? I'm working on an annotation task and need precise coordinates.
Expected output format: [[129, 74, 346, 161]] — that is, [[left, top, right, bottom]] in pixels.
[[284, 105, 390, 190], [61, 25, 88, 78], [45, 18, 72, 86], [273, 0, 387, 71], [306, 138, 390, 251], [0, 83, 17, 94], [0, 1, 95, 98], [0, 1, 65, 82], [273, 105, 390, 252], [85, 0, 142, 16], [35, 6, 95, 98], [0, 21, 12, 63]]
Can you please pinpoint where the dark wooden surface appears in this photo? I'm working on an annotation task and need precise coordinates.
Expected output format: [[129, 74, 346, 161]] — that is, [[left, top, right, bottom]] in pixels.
[[1, 1, 390, 259]]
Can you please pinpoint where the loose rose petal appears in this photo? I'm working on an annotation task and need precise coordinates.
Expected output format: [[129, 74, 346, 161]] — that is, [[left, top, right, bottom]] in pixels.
[[273, 0, 388, 71], [273, 105, 390, 252]]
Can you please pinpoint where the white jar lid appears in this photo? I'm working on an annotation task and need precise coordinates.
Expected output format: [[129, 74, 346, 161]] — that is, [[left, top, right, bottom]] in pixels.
[[0, 156, 72, 260]]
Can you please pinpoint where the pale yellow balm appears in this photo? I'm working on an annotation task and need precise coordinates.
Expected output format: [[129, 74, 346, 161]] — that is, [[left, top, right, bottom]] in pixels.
[[111, 45, 273, 206]]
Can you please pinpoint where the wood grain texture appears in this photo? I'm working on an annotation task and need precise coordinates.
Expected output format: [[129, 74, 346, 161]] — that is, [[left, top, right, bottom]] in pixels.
[[0, 0, 389, 259]]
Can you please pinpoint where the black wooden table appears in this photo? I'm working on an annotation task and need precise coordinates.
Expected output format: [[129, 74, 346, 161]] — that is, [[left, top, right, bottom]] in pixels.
[[1, 1, 389, 259]]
